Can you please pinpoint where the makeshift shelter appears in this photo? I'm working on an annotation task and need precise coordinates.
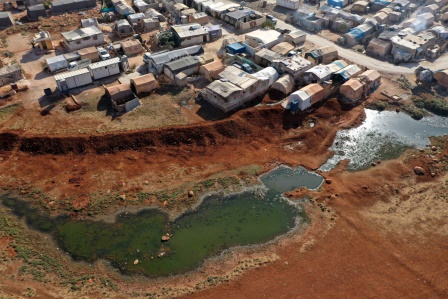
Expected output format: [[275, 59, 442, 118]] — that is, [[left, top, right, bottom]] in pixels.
[[163, 56, 201, 80], [115, 19, 133, 36], [367, 38, 391, 56], [46, 55, 68, 73], [127, 13, 145, 25], [130, 74, 157, 94], [304, 46, 338, 65], [332, 18, 353, 33], [340, 79, 364, 103], [106, 83, 140, 112], [0, 64, 23, 86], [141, 18, 160, 31], [285, 30, 306, 46], [254, 48, 282, 67], [33, 31, 54, 50], [199, 60, 225, 81], [61, 26, 105, 51], [327, 0, 349, 8], [146, 45, 204, 74], [134, 0, 150, 12], [81, 18, 99, 28], [271, 74, 294, 95], [420, 4, 438, 15], [106, 83, 132, 102], [359, 69, 381, 90], [88, 57, 121, 80], [50, 0, 95, 14], [331, 64, 362, 82], [276, 0, 300, 9], [288, 83, 324, 111], [121, 40, 143, 56], [351, 1, 369, 13], [77, 46, 99, 62], [271, 42, 295, 56], [189, 12, 209, 25], [54, 68, 92, 91], [434, 70, 448, 88], [373, 12, 388, 24], [0, 12, 14, 28], [27, 4, 47, 21], [227, 43, 246, 55]]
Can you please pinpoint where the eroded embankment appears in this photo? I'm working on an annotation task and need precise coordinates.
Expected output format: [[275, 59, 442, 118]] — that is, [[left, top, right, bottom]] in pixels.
[[0, 106, 287, 155]]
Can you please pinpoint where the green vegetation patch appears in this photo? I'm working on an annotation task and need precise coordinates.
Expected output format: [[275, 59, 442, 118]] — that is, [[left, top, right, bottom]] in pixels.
[[0, 104, 20, 125]]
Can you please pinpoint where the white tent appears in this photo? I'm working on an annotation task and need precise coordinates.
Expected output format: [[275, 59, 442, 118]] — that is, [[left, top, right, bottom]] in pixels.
[[289, 90, 310, 111]]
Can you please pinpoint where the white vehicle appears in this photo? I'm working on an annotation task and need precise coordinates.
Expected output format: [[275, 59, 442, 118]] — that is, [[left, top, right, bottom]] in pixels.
[[98, 47, 111, 60]]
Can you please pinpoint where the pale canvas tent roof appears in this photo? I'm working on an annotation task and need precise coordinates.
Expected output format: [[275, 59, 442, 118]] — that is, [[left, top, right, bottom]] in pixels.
[[199, 60, 225, 80], [271, 42, 295, 56], [106, 83, 133, 101], [130, 73, 157, 94], [271, 74, 294, 95], [121, 39, 144, 56], [361, 69, 381, 82], [434, 70, 448, 87], [302, 83, 324, 96]]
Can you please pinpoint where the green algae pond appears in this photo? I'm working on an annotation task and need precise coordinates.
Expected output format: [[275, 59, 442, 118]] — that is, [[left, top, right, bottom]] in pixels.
[[1, 165, 323, 278]]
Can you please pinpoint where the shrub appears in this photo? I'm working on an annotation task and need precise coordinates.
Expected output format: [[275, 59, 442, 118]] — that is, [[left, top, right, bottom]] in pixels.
[[262, 20, 275, 30]]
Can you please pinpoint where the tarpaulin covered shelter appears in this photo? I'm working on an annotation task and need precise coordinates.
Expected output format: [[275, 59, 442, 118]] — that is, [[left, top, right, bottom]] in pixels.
[[130, 74, 157, 94], [271, 74, 294, 95], [199, 60, 225, 81], [121, 39, 143, 56]]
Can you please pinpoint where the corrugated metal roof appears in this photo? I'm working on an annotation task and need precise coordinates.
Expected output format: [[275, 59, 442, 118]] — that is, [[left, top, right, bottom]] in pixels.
[[207, 80, 241, 98], [225, 8, 254, 20], [255, 48, 282, 61], [149, 45, 203, 65], [165, 56, 200, 72], [61, 26, 102, 42], [219, 65, 258, 89], [88, 57, 120, 70], [54, 68, 90, 80], [46, 55, 66, 64]]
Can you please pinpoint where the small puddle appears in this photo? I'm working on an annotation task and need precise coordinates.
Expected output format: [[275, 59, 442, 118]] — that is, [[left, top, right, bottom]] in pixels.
[[320, 109, 448, 171], [1, 166, 322, 278]]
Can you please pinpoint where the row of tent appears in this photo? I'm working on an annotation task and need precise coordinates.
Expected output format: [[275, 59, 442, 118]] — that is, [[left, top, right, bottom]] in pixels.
[[27, 0, 96, 20]]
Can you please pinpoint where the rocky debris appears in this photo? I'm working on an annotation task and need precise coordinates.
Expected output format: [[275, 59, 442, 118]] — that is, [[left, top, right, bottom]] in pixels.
[[325, 179, 332, 184], [431, 146, 437, 151], [371, 162, 377, 167], [134, 259, 139, 265], [188, 190, 194, 197], [118, 193, 126, 200], [431, 172, 436, 177], [161, 233, 171, 242], [414, 166, 425, 176], [376, 160, 381, 164]]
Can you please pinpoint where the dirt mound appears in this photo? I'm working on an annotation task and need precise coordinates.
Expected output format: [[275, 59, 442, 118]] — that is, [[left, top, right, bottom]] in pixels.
[[2, 106, 288, 156], [0, 133, 19, 151]]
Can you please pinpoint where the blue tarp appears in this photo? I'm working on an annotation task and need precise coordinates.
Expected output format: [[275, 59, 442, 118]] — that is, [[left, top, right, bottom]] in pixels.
[[227, 43, 245, 54], [348, 27, 365, 41], [327, 0, 344, 8], [373, 0, 391, 5]]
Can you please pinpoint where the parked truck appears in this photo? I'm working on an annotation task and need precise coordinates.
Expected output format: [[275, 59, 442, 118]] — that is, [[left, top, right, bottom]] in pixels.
[[67, 59, 92, 71]]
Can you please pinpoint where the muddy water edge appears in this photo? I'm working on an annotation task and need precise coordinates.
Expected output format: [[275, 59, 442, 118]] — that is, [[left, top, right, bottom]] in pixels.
[[0, 166, 323, 278]]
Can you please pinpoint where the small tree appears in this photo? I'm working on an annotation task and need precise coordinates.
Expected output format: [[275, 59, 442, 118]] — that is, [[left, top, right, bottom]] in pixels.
[[262, 20, 275, 30]]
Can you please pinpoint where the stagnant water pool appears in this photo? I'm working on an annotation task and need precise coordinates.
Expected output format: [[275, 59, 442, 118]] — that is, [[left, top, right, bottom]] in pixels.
[[1, 165, 323, 277], [320, 109, 448, 171]]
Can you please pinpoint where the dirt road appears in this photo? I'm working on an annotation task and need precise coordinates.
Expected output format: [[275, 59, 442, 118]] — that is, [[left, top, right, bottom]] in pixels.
[[276, 20, 446, 74]]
